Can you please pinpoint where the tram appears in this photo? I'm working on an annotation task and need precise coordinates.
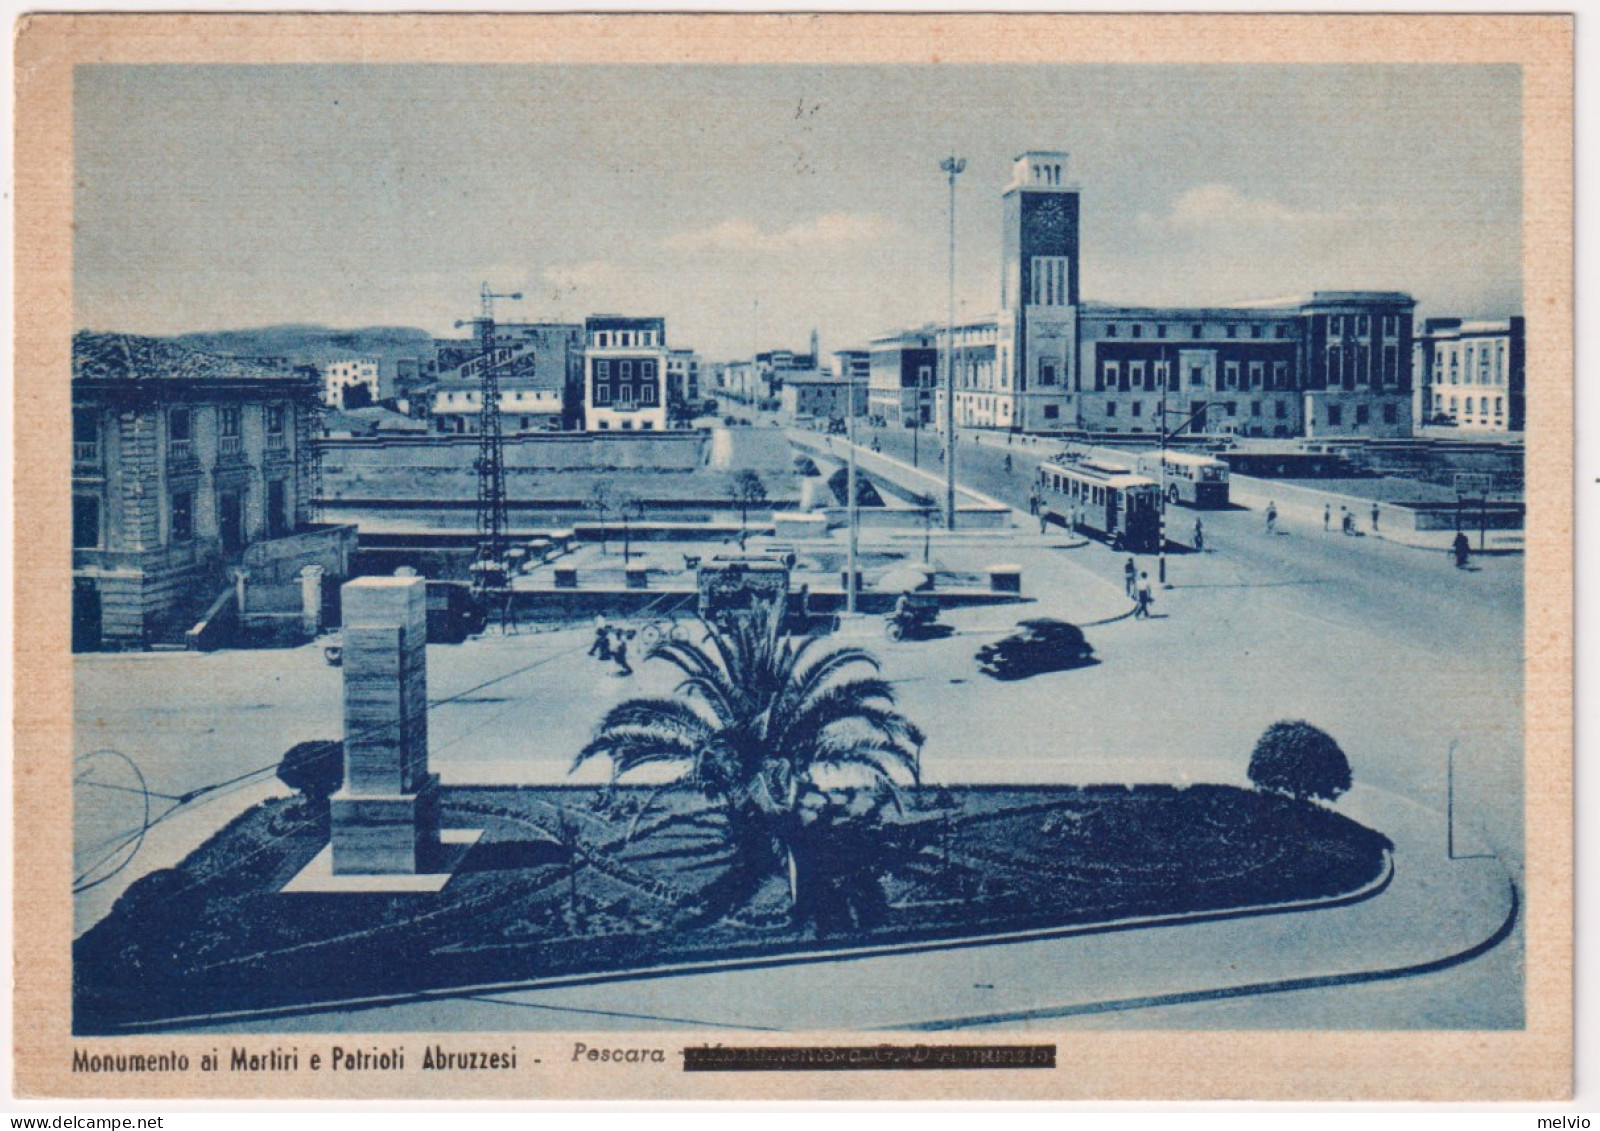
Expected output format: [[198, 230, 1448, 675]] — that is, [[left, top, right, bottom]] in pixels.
[[1133, 450, 1231, 508], [1036, 457, 1162, 553]]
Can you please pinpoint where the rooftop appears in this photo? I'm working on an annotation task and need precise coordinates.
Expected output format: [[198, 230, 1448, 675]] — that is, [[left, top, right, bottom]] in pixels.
[[73, 331, 312, 385]]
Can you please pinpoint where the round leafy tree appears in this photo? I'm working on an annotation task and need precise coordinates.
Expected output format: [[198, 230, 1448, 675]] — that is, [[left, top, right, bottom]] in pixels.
[[277, 740, 344, 804], [1247, 721, 1351, 803]]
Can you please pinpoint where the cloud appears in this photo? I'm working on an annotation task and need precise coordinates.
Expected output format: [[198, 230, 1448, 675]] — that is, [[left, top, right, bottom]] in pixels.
[[664, 212, 900, 254], [1138, 184, 1325, 233]]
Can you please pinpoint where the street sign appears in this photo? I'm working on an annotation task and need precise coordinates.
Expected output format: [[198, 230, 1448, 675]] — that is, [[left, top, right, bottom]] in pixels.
[[1453, 472, 1494, 498]]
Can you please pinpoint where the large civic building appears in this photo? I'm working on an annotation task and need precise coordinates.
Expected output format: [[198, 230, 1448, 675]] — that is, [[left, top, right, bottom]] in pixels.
[[913, 152, 1420, 440]]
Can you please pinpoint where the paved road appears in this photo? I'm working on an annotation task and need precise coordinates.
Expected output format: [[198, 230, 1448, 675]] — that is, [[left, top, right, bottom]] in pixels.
[[825, 417, 1524, 880]]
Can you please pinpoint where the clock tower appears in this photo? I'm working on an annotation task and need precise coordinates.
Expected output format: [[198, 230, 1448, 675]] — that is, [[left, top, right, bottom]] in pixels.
[[1001, 151, 1081, 432]]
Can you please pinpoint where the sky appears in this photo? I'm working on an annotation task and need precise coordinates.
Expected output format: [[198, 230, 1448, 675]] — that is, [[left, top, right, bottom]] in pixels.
[[74, 65, 1522, 361]]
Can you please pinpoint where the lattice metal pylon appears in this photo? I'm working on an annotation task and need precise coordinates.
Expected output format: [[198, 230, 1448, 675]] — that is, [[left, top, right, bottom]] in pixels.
[[460, 283, 521, 601]]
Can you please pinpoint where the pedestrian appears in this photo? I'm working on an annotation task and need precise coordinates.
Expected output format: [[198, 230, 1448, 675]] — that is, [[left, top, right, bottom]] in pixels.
[[588, 615, 612, 661], [1192, 517, 1205, 552], [1265, 502, 1278, 535], [1004, 453, 1013, 474], [1124, 556, 1138, 598], [1342, 508, 1355, 536], [613, 629, 634, 676], [1323, 504, 1331, 533], [1453, 530, 1471, 569], [1038, 509, 1048, 535], [1371, 502, 1381, 532], [1134, 572, 1154, 619]]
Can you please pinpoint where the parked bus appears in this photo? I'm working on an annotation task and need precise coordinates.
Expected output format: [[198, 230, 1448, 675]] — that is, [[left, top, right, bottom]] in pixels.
[[1134, 450, 1231, 509], [1037, 458, 1162, 553]]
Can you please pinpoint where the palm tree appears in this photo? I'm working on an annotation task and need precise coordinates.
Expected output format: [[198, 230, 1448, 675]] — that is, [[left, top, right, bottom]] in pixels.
[[731, 470, 766, 551], [573, 603, 924, 920]]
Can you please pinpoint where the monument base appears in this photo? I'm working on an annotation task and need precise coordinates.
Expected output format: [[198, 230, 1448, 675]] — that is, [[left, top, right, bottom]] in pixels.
[[329, 772, 442, 875], [283, 828, 483, 894]]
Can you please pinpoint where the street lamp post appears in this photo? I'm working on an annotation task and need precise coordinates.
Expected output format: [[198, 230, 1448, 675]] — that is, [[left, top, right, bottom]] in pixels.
[[940, 153, 966, 531]]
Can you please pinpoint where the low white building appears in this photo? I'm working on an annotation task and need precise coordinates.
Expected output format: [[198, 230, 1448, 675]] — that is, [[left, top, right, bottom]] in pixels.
[[430, 381, 564, 434], [1414, 317, 1525, 433], [324, 359, 381, 410]]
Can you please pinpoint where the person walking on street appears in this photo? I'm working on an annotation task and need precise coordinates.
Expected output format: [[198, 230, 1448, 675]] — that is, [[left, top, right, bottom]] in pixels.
[[613, 630, 634, 676], [1323, 504, 1331, 533], [1192, 517, 1205, 552], [1134, 572, 1154, 619], [1124, 556, 1138, 599], [1371, 502, 1381, 533], [588, 615, 612, 661], [1453, 530, 1471, 569], [1004, 453, 1013, 475], [1265, 502, 1278, 535]]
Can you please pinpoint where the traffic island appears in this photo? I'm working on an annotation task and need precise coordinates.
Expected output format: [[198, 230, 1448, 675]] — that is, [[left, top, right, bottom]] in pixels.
[[73, 782, 1391, 1034]]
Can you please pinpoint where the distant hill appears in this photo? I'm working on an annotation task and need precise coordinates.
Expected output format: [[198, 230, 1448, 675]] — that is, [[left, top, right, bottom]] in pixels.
[[170, 325, 436, 368]]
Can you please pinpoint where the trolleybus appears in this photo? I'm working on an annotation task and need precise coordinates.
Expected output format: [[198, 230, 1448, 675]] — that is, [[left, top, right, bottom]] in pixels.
[[1134, 450, 1231, 508]]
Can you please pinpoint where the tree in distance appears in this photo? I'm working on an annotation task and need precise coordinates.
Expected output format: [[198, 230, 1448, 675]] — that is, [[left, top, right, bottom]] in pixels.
[[731, 469, 767, 550], [585, 481, 613, 554], [1247, 720, 1352, 803]]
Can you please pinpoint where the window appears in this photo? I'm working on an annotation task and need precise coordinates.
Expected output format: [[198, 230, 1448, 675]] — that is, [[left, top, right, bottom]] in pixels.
[[1129, 361, 1145, 389], [620, 360, 633, 380], [267, 479, 290, 539], [641, 384, 657, 406], [1272, 361, 1289, 389], [1192, 324, 1203, 339], [1276, 325, 1290, 340], [1248, 361, 1264, 387], [1224, 361, 1240, 389], [1226, 324, 1237, 339], [73, 408, 99, 465], [1330, 315, 1343, 335], [1384, 344, 1398, 383], [1106, 324, 1118, 338], [1495, 397, 1504, 415], [1157, 324, 1168, 339], [1039, 362, 1057, 387], [1103, 361, 1120, 390], [1190, 366, 1204, 387], [1327, 404, 1343, 426], [641, 360, 656, 380], [1156, 361, 1173, 391], [642, 420, 655, 430], [218, 406, 243, 456], [170, 490, 194, 542], [1384, 403, 1399, 424], [1251, 401, 1262, 417], [1383, 315, 1397, 336], [265, 405, 286, 449], [1131, 324, 1143, 339], [1251, 324, 1263, 340], [1224, 402, 1237, 417], [1275, 400, 1288, 420], [169, 407, 192, 447], [73, 494, 100, 549], [596, 386, 612, 405], [1107, 402, 1118, 417], [918, 365, 932, 387], [1043, 404, 1060, 420], [597, 360, 611, 379], [1356, 403, 1370, 425], [1132, 402, 1143, 418], [1358, 315, 1369, 335]]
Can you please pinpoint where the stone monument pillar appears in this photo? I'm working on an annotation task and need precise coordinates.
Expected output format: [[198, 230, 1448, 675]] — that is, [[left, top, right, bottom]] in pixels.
[[299, 565, 325, 638], [329, 575, 440, 874]]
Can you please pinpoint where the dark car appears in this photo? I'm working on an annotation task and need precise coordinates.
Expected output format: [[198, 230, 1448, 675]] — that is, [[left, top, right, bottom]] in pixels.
[[975, 618, 1096, 681]]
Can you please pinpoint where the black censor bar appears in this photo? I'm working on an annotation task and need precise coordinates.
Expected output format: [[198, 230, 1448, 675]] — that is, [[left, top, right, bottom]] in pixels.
[[682, 1044, 1056, 1072]]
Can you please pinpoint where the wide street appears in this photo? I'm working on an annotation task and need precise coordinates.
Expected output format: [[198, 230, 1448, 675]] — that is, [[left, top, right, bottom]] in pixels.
[[74, 414, 1526, 1028]]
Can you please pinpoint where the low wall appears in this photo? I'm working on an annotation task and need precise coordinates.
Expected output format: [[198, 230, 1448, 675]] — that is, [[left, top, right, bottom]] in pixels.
[[321, 430, 707, 473], [1229, 474, 1524, 552], [788, 433, 1013, 531], [243, 523, 358, 585]]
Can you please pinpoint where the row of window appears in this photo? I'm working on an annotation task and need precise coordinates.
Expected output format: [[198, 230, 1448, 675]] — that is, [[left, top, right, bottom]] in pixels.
[[593, 384, 659, 407], [1103, 321, 1293, 342], [593, 419, 658, 431], [594, 359, 658, 381], [1099, 359, 1293, 392], [72, 480, 292, 550], [1433, 394, 1506, 417], [591, 330, 661, 348], [72, 405, 287, 462]]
